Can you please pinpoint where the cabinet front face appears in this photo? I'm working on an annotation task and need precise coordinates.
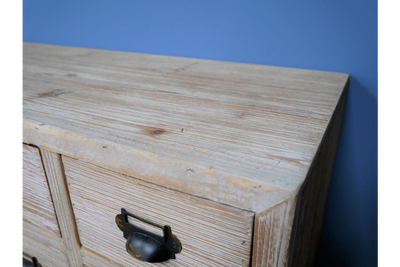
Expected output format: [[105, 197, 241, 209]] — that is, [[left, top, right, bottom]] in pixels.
[[63, 156, 254, 266], [23, 144, 69, 266]]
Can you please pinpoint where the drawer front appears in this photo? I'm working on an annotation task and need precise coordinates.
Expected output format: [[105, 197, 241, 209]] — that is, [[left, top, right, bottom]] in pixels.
[[23, 144, 69, 267], [24, 233, 69, 267], [63, 156, 254, 266], [23, 144, 60, 236]]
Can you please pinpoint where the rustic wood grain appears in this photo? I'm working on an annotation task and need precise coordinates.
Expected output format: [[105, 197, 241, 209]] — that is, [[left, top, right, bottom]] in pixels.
[[40, 149, 83, 267], [286, 81, 349, 267], [23, 233, 69, 267], [251, 197, 296, 267], [23, 42, 348, 212], [23, 43, 349, 266], [20, 144, 68, 267], [23, 220, 65, 252], [81, 247, 125, 267], [251, 82, 348, 267], [23, 144, 60, 237], [63, 156, 254, 267]]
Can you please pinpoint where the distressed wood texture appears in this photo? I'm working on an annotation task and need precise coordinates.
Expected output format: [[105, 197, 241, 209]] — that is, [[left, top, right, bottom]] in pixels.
[[286, 82, 349, 267], [23, 42, 348, 213], [252, 83, 348, 267], [252, 197, 296, 267], [24, 233, 69, 267], [23, 144, 60, 236], [40, 149, 83, 267], [19, 144, 68, 266], [23, 43, 349, 266], [63, 156, 254, 267]]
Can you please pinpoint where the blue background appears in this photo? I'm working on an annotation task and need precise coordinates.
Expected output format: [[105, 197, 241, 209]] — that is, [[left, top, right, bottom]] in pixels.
[[23, 1, 377, 266]]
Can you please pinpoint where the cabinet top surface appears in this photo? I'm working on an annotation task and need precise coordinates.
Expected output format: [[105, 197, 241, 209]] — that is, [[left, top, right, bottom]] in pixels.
[[23, 42, 348, 211]]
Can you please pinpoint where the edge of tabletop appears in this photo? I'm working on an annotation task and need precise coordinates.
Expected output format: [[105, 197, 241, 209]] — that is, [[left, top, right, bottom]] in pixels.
[[23, 117, 296, 214]]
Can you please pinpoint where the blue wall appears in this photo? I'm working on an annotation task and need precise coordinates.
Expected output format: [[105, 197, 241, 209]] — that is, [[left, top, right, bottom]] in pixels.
[[23, 1, 377, 266]]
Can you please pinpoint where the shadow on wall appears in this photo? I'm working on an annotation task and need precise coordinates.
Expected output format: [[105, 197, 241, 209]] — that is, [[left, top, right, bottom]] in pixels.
[[315, 77, 377, 267]]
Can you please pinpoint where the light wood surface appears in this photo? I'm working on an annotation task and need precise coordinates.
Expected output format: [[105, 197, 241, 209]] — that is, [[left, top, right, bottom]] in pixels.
[[286, 82, 348, 267], [20, 144, 69, 267], [40, 149, 83, 267], [252, 197, 296, 267], [251, 82, 348, 267], [23, 144, 60, 237], [23, 42, 349, 212], [23, 220, 65, 252], [24, 233, 69, 267], [81, 247, 125, 267], [63, 156, 254, 267], [23, 43, 349, 266]]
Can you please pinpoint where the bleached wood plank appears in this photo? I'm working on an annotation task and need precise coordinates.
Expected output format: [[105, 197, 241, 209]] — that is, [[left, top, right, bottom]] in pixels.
[[286, 81, 349, 267], [63, 156, 254, 267], [23, 42, 348, 212], [252, 197, 296, 267], [23, 144, 60, 237], [40, 149, 83, 267], [23, 220, 64, 252], [252, 82, 348, 266], [23, 233, 69, 267], [81, 247, 125, 267]]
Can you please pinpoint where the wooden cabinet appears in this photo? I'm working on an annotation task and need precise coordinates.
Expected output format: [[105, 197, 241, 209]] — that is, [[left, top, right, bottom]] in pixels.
[[23, 42, 348, 267]]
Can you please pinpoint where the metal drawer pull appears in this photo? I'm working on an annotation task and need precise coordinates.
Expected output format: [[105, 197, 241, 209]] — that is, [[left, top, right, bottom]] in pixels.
[[115, 208, 182, 263]]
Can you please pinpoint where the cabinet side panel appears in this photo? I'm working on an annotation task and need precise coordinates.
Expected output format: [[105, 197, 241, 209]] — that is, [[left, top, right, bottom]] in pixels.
[[286, 81, 349, 267]]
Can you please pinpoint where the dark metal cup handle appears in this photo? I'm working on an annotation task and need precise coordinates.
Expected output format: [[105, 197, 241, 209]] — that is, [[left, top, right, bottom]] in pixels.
[[115, 208, 182, 263]]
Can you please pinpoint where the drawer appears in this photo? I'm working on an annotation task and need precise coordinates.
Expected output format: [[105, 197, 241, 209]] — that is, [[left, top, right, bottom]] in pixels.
[[23, 233, 69, 267], [23, 144, 60, 236], [23, 144, 69, 267], [63, 156, 254, 266]]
